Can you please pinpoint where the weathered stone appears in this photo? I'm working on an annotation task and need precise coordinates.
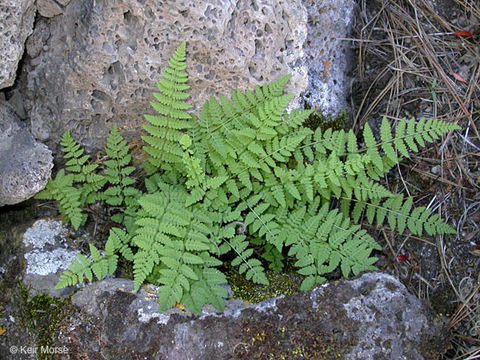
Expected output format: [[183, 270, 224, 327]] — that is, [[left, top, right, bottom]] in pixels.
[[36, 0, 73, 18], [0, 0, 36, 89], [53, 273, 449, 359], [56, 0, 72, 6], [303, 0, 355, 118], [20, 0, 308, 150], [37, 0, 63, 18], [18, 0, 354, 156], [25, 19, 51, 58], [21, 219, 81, 297], [5, 88, 27, 119], [0, 101, 53, 206]]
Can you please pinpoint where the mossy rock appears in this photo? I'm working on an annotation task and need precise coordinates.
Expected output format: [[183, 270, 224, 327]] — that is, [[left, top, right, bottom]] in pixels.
[[225, 263, 303, 303]]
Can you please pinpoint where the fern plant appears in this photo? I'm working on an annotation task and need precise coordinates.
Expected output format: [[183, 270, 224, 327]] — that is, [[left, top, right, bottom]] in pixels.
[[141, 41, 193, 175], [61, 130, 106, 204], [34, 169, 85, 230], [55, 228, 133, 289], [102, 124, 141, 230], [35, 131, 106, 229], [51, 41, 459, 314]]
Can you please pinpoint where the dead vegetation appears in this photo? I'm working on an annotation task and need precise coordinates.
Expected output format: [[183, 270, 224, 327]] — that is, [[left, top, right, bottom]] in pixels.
[[349, 0, 480, 358]]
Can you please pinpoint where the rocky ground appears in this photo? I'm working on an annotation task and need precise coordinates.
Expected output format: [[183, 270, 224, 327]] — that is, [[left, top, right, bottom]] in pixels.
[[349, 0, 480, 358]]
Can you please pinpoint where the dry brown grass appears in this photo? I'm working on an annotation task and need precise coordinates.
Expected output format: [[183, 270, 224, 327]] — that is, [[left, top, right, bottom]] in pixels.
[[350, 0, 480, 358]]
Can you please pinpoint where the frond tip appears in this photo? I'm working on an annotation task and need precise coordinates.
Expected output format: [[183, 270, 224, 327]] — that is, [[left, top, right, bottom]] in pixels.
[[142, 41, 193, 174]]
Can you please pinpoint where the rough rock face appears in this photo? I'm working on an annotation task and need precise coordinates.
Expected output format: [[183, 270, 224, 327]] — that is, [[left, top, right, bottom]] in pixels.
[[0, 0, 36, 89], [50, 274, 449, 360], [21, 0, 308, 151], [18, 0, 354, 155], [36, 0, 72, 18], [0, 101, 53, 206], [22, 219, 81, 297], [303, 0, 354, 117]]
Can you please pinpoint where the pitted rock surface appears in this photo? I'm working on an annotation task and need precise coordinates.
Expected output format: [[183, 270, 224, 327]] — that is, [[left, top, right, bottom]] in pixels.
[[17, 0, 354, 156], [21, 0, 308, 151], [303, 0, 354, 117], [0, 101, 53, 206], [52, 273, 449, 359], [0, 0, 36, 89]]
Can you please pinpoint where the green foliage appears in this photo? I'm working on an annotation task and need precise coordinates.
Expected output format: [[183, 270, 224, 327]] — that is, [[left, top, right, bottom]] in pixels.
[[103, 124, 142, 229], [35, 131, 106, 229], [132, 183, 228, 312], [54, 231, 129, 289], [51, 41, 459, 314], [352, 194, 456, 236], [34, 169, 85, 230], [61, 130, 106, 204], [141, 41, 193, 175]]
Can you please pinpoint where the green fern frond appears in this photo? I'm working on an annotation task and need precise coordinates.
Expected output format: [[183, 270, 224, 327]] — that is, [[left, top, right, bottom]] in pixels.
[[61, 131, 105, 194], [102, 124, 141, 225], [82, 173, 107, 204], [179, 266, 228, 313], [259, 203, 381, 291], [142, 41, 193, 174], [132, 184, 226, 299], [133, 251, 156, 293], [55, 254, 93, 289], [351, 194, 456, 235], [58, 130, 108, 205], [362, 117, 460, 172], [35, 169, 86, 230], [180, 134, 205, 195], [107, 227, 134, 261], [55, 242, 119, 290], [363, 123, 384, 172], [61, 131, 89, 174], [219, 230, 268, 285]]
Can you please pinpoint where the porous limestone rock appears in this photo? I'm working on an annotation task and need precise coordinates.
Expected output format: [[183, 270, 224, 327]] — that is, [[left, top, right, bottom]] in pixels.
[[18, 0, 355, 156], [0, 101, 53, 206], [52, 273, 449, 359], [0, 0, 36, 89], [303, 0, 355, 118], [21, 0, 308, 151]]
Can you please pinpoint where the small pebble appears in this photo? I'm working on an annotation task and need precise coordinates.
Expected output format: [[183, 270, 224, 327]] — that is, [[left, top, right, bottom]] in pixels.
[[431, 165, 441, 175]]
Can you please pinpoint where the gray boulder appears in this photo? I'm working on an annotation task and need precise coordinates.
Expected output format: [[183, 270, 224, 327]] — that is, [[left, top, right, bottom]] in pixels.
[[0, 101, 53, 206], [18, 0, 354, 154], [0, 0, 36, 89], [53, 273, 448, 359]]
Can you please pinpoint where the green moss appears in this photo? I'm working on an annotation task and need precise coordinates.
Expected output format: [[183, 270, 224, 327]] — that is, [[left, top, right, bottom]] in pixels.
[[16, 284, 70, 360], [225, 263, 302, 303], [303, 108, 350, 132]]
